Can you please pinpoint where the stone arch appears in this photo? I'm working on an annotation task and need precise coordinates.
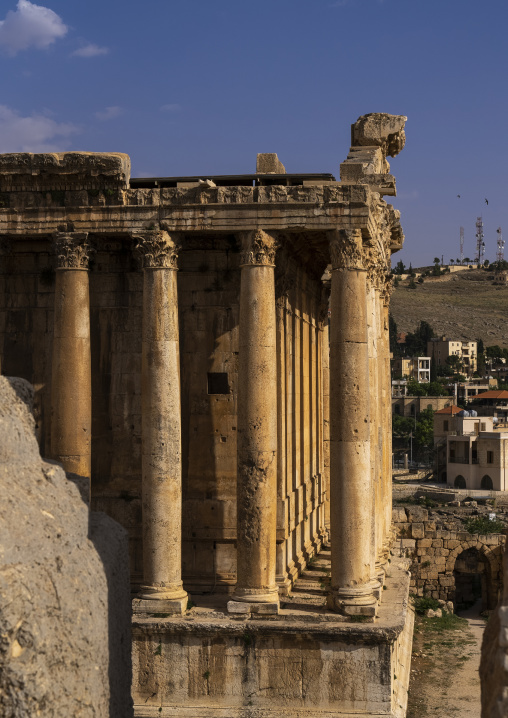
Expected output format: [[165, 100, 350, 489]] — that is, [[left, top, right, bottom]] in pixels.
[[481, 475, 493, 490], [394, 404, 401, 415], [454, 475, 466, 489], [449, 542, 503, 612]]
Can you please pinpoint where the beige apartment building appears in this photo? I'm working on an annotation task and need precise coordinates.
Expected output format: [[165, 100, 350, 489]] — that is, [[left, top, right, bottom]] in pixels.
[[427, 336, 477, 374], [434, 412, 508, 490], [392, 355, 430, 382]]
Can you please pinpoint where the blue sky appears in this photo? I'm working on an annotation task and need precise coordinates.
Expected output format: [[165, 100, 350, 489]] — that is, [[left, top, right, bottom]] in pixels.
[[0, 0, 507, 267]]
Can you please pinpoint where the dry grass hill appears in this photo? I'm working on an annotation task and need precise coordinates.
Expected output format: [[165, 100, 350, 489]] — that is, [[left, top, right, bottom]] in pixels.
[[390, 268, 508, 348]]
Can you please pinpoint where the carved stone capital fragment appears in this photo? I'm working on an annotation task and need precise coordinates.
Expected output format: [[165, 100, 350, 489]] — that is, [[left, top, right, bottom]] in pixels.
[[328, 229, 364, 271], [238, 230, 279, 266], [381, 273, 394, 307], [133, 230, 180, 269], [53, 232, 93, 269]]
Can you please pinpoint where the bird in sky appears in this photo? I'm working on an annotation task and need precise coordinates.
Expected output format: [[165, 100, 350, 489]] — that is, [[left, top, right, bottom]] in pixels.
[[485, 198, 489, 205], [457, 194, 461, 198]]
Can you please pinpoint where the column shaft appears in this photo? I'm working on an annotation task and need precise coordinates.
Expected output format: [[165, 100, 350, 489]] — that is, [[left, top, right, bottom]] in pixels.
[[328, 229, 376, 615], [51, 234, 92, 484], [233, 231, 279, 607], [134, 231, 187, 612]]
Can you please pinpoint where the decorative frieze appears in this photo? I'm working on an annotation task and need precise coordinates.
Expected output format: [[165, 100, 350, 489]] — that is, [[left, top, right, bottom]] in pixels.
[[53, 232, 93, 269], [238, 229, 278, 266], [133, 230, 180, 269]]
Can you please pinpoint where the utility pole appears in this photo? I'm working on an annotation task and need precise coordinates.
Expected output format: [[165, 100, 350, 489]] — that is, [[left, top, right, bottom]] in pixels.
[[475, 217, 485, 265], [460, 226, 464, 264], [496, 227, 504, 263]]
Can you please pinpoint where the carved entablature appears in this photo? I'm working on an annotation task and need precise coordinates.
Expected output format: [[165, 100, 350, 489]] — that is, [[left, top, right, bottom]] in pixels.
[[133, 230, 180, 269], [238, 230, 278, 266], [328, 229, 364, 271], [53, 232, 93, 269]]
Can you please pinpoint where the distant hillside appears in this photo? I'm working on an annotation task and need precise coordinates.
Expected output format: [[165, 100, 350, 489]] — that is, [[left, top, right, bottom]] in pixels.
[[390, 269, 508, 348]]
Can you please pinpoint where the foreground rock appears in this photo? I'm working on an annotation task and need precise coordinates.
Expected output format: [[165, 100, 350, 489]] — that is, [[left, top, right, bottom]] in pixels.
[[480, 536, 508, 717], [0, 376, 132, 717]]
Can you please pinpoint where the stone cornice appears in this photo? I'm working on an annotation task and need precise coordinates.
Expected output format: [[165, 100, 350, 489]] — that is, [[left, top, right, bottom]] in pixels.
[[133, 230, 180, 269], [52, 232, 93, 269], [238, 230, 279, 266]]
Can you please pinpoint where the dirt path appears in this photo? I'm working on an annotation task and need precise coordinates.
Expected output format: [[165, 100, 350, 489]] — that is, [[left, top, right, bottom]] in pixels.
[[407, 602, 484, 717]]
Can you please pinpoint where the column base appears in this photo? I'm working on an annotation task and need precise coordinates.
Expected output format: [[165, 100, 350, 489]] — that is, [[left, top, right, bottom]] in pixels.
[[133, 595, 189, 616], [133, 585, 189, 615], [228, 586, 280, 615], [227, 600, 279, 616], [327, 580, 379, 617]]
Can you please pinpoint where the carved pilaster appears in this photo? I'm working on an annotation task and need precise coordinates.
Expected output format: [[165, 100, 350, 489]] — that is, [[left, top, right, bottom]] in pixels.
[[328, 229, 364, 271], [133, 230, 180, 269], [238, 229, 278, 266], [53, 232, 93, 269]]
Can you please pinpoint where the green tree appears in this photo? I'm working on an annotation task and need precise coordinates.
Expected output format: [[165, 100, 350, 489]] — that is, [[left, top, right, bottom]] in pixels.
[[405, 321, 435, 356], [414, 407, 434, 449], [446, 355, 463, 372], [394, 260, 406, 275], [407, 379, 427, 396], [408, 277, 416, 289], [432, 257, 441, 276]]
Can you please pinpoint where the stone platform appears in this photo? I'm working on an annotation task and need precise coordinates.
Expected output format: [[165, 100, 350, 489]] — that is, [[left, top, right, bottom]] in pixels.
[[132, 552, 414, 717]]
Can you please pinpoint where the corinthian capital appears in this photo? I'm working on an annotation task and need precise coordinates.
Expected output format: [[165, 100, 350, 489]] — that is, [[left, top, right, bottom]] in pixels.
[[53, 232, 93, 269], [328, 229, 364, 271], [133, 230, 180, 269], [238, 230, 278, 266]]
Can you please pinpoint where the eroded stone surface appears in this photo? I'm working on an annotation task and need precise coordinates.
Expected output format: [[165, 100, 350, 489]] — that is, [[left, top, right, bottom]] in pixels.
[[0, 376, 133, 717]]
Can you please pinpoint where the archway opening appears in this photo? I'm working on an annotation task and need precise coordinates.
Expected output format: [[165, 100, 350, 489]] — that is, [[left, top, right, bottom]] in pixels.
[[453, 547, 489, 612], [454, 475, 466, 489], [481, 474, 493, 490]]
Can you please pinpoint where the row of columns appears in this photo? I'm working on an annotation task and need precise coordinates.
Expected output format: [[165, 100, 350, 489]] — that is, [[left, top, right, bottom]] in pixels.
[[50, 228, 392, 617]]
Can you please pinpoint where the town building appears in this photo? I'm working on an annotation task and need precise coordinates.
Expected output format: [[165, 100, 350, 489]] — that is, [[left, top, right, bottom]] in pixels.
[[392, 355, 431, 382], [0, 113, 413, 717], [392, 394, 454, 417], [427, 336, 477, 374]]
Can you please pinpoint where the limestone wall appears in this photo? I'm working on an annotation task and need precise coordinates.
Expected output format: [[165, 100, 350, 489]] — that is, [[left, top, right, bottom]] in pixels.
[[393, 504, 504, 608], [0, 376, 132, 717]]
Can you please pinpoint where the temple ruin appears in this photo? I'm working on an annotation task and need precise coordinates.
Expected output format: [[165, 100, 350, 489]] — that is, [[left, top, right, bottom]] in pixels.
[[0, 113, 413, 716]]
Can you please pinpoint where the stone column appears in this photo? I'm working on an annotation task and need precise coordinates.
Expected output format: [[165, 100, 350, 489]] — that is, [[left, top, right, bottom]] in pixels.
[[320, 294, 331, 537], [229, 230, 279, 614], [51, 233, 93, 487], [327, 229, 377, 616], [381, 279, 393, 549], [132, 230, 188, 614]]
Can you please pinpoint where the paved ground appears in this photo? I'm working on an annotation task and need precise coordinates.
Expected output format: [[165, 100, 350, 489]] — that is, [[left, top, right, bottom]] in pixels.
[[408, 601, 484, 717]]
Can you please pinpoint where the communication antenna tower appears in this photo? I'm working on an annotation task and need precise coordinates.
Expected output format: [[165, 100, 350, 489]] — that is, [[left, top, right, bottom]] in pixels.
[[496, 227, 505, 263], [459, 226, 464, 264], [475, 216, 485, 265]]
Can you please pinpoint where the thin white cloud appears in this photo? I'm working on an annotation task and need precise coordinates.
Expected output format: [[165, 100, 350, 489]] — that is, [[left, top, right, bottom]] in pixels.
[[0, 0, 67, 56], [72, 43, 109, 58], [95, 106, 123, 121], [0, 105, 79, 152], [160, 103, 181, 113]]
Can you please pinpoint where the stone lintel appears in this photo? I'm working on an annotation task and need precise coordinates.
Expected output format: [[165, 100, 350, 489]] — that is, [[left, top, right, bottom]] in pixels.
[[132, 596, 188, 616]]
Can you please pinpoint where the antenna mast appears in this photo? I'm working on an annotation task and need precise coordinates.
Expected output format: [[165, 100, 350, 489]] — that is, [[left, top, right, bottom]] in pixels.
[[496, 227, 504, 263], [475, 216, 485, 265], [460, 226, 464, 264]]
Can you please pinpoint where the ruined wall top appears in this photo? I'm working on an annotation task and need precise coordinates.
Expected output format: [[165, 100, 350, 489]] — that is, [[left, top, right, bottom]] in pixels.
[[0, 152, 130, 192], [351, 113, 407, 158], [256, 153, 286, 174], [340, 113, 407, 196]]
